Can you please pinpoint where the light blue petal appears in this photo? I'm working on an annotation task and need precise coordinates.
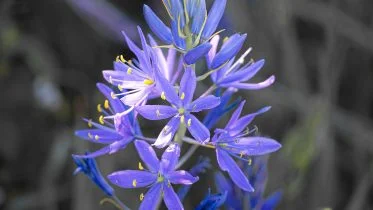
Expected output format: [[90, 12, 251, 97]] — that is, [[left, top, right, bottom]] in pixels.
[[143, 5, 173, 45], [202, 0, 227, 39], [184, 43, 212, 65]]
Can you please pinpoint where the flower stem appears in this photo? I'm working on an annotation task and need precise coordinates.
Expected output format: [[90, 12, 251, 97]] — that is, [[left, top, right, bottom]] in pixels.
[[200, 85, 217, 98], [176, 144, 199, 169], [113, 195, 131, 210]]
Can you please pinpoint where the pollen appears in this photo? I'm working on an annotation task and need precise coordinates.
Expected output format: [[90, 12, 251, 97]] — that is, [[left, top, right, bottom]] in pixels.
[[139, 193, 144, 201], [132, 179, 137, 187], [180, 92, 185, 100], [111, 92, 117, 99], [127, 68, 132, 75], [99, 115, 105, 124], [180, 115, 185, 123], [178, 108, 185, 114], [104, 100, 109, 109], [97, 104, 102, 113], [117, 84, 123, 91], [248, 158, 252, 165], [95, 135, 100, 140], [143, 79, 154, 85], [87, 119, 93, 127], [115, 56, 120, 62], [138, 162, 144, 170], [161, 92, 166, 100], [187, 119, 192, 127], [120, 55, 126, 63]]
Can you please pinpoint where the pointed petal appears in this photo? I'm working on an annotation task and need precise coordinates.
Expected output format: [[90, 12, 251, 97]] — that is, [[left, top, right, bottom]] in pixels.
[[214, 172, 241, 210], [202, 0, 227, 39], [143, 5, 172, 45], [76, 139, 131, 158], [75, 129, 122, 144], [211, 33, 247, 69], [139, 183, 162, 210], [184, 43, 212, 65], [163, 184, 183, 210], [228, 106, 271, 135], [148, 34, 171, 81], [161, 143, 180, 173], [235, 137, 281, 156], [261, 191, 283, 210], [154, 67, 181, 106], [96, 83, 126, 113], [154, 116, 180, 148], [168, 170, 199, 185], [207, 35, 220, 71], [190, 0, 206, 34], [188, 95, 220, 112], [225, 100, 245, 129], [179, 66, 196, 105], [216, 149, 254, 191], [220, 59, 265, 85], [136, 105, 177, 120], [134, 140, 160, 172], [186, 114, 210, 143], [227, 75, 275, 90], [102, 70, 143, 86], [108, 170, 156, 188], [120, 88, 150, 106]]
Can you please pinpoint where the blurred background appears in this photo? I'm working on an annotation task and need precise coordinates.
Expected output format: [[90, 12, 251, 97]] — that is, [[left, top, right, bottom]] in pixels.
[[1, 0, 373, 209]]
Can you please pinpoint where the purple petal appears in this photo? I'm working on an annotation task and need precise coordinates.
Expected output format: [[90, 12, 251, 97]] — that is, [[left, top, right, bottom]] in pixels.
[[168, 170, 199, 185], [77, 138, 132, 158], [96, 83, 126, 113], [75, 129, 122, 144], [148, 35, 172, 81], [154, 116, 180, 148], [139, 183, 162, 210], [136, 105, 177, 120], [161, 143, 180, 173], [134, 140, 160, 172], [143, 5, 173, 45], [107, 170, 156, 188], [163, 184, 183, 210], [154, 67, 180, 106], [179, 66, 196, 105], [202, 0, 227, 39], [120, 88, 151, 106], [188, 95, 220, 113], [185, 114, 210, 143], [184, 43, 212, 65], [216, 149, 254, 192], [226, 75, 275, 90], [235, 137, 281, 156], [220, 59, 265, 85], [102, 70, 143, 86], [225, 100, 245, 129]]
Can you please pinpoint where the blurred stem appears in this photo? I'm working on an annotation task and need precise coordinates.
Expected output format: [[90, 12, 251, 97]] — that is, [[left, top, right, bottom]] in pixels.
[[176, 144, 199, 169]]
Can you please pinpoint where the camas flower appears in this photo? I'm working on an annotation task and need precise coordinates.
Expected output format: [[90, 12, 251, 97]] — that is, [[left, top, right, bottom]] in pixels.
[[108, 140, 198, 210], [72, 155, 114, 196], [211, 101, 281, 191], [207, 35, 275, 89], [195, 190, 227, 210], [102, 26, 177, 106], [74, 83, 141, 158], [136, 67, 220, 148]]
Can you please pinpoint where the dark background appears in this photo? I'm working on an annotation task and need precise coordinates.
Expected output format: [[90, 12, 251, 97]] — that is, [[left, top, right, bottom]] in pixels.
[[1, 0, 373, 209]]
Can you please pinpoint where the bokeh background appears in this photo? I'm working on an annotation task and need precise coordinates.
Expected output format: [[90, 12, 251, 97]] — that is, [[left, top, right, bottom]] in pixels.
[[1, 0, 373, 209]]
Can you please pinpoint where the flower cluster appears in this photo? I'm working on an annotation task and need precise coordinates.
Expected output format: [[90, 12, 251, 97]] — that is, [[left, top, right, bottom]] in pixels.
[[73, 0, 281, 209]]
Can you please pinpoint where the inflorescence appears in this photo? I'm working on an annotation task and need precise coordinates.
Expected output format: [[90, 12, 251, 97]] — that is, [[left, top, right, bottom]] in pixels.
[[73, 0, 282, 209]]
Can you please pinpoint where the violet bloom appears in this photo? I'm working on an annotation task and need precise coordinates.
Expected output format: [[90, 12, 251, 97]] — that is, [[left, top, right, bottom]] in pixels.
[[211, 101, 281, 191], [207, 35, 275, 90], [102, 26, 176, 106], [75, 83, 141, 158], [136, 67, 220, 148], [108, 140, 198, 210]]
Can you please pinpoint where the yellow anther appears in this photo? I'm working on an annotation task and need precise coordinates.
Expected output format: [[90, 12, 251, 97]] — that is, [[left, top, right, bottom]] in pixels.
[[223, 36, 229, 43], [88, 132, 93, 139], [88, 119, 93, 127], [97, 104, 102, 113], [157, 173, 164, 182], [95, 135, 100, 141], [115, 56, 120, 62], [117, 84, 123, 91], [104, 100, 109, 109], [180, 92, 185, 100], [111, 92, 117, 99], [120, 55, 126, 63], [143, 79, 154, 85], [127, 68, 133, 75], [248, 158, 252, 165], [128, 60, 133, 65], [178, 108, 185, 114], [240, 151, 244, 158], [220, 143, 228, 147], [138, 162, 144, 170], [139, 193, 144, 201], [99, 115, 105, 124], [180, 115, 185, 123], [187, 119, 192, 127], [132, 179, 137, 187], [161, 92, 166, 100]]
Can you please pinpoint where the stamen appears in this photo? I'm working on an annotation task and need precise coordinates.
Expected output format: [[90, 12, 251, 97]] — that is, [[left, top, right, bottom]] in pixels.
[[87, 119, 93, 127], [99, 115, 105, 124], [161, 92, 166, 100], [118, 84, 123, 91], [187, 118, 192, 127], [223, 36, 229, 43], [88, 132, 93, 139], [180, 115, 185, 123], [139, 193, 144, 201], [111, 92, 117, 99], [240, 151, 244, 158], [104, 100, 109, 109], [95, 135, 100, 141], [109, 75, 113, 84], [138, 162, 144, 170], [127, 68, 132, 75], [143, 79, 154, 85], [97, 104, 102, 113], [132, 179, 137, 187], [115, 56, 120, 62], [180, 92, 185, 100], [248, 158, 252, 165], [167, 180, 171, 187], [156, 109, 161, 118], [120, 55, 126, 63], [178, 108, 185, 114]]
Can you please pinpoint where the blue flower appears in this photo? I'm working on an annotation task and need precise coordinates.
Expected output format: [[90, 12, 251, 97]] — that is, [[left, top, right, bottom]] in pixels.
[[143, 0, 226, 53], [74, 83, 141, 158], [102, 26, 177, 106], [136, 67, 220, 148], [108, 140, 199, 210], [195, 190, 227, 210], [207, 35, 275, 89], [72, 155, 114, 196], [211, 101, 281, 191]]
